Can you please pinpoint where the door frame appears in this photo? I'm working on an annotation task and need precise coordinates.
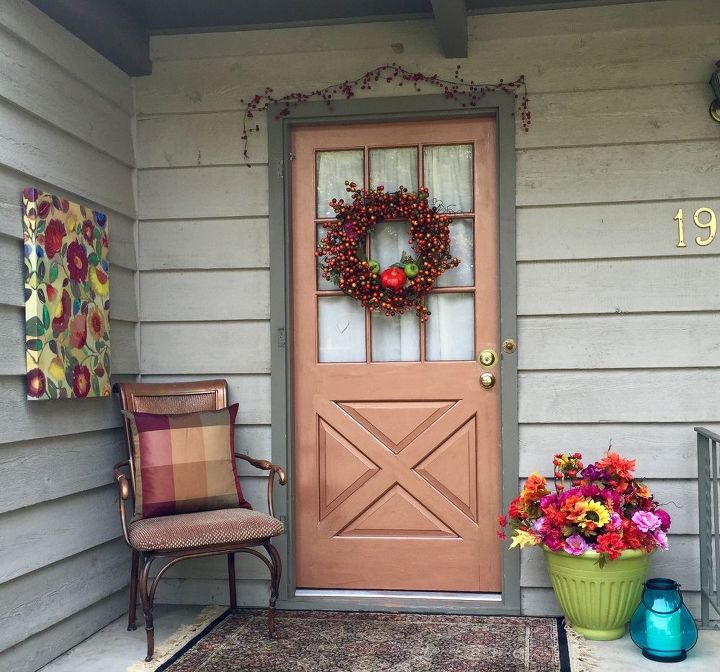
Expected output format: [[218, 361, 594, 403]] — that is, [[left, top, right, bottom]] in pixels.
[[267, 94, 520, 614]]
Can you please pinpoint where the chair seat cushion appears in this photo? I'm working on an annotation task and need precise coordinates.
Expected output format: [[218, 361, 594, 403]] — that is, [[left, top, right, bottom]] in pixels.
[[128, 508, 284, 552]]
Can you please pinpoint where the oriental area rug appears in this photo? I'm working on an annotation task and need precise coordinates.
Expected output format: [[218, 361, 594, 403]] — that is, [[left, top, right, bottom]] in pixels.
[[149, 609, 572, 672]]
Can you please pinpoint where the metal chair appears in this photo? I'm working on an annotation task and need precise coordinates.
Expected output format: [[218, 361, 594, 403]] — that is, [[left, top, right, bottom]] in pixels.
[[113, 379, 287, 661]]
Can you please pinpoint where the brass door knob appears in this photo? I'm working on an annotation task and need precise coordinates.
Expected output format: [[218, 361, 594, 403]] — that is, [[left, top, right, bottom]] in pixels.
[[479, 372, 496, 389], [477, 349, 498, 367]]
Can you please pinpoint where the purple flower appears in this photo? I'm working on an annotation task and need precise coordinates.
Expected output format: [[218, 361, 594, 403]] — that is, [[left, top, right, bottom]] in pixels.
[[564, 534, 589, 555], [581, 464, 604, 481], [653, 529, 669, 551], [655, 508, 671, 532], [532, 517, 545, 532], [632, 510, 661, 533]]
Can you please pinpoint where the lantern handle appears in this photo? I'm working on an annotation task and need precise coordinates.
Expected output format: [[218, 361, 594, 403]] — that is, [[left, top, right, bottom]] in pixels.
[[641, 580, 685, 614]]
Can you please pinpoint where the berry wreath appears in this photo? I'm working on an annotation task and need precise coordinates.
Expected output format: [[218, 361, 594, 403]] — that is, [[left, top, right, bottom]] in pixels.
[[316, 182, 460, 321]]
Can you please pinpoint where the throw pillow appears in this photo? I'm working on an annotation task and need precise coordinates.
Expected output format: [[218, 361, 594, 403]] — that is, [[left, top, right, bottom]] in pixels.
[[123, 403, 252, 518]]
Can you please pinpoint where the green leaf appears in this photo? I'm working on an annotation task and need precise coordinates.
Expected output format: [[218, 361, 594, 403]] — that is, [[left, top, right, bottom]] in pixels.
[[49, 263, 59, 283], [103, 351, 111, 374], [26, 316, 45, 337], [37, 260, 46, 281], [42, 304, 50, 329], [88, 252, 99, 266], [26, 338, 43, 351], [36, 219, 46, 234], [91, 376, 100, 397], [47, 379, 58, 398]]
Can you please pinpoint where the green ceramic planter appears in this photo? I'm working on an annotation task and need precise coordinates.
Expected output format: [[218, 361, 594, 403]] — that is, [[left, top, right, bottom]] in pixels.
[[543, 547, 652, 640]]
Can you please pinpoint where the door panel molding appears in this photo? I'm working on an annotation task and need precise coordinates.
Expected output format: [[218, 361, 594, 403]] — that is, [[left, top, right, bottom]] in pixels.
[[268, 94, 519, 613]]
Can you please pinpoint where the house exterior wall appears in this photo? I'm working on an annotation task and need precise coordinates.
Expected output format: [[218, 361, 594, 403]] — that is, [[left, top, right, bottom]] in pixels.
[[134, 0, 720, 614], [0, 1, 139, 669]]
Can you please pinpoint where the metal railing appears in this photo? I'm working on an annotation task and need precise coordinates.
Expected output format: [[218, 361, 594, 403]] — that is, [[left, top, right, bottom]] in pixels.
[[696, 426, 720, 627]]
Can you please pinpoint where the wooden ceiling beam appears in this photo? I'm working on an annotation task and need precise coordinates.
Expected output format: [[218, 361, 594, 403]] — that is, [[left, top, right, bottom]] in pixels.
[[431, 0, 468, 59]]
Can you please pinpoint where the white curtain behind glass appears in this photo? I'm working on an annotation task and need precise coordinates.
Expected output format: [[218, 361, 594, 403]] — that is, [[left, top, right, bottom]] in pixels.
[[316, 150, 364, 218], [423, 144, 473, 213], [370, 147, 418, 193]]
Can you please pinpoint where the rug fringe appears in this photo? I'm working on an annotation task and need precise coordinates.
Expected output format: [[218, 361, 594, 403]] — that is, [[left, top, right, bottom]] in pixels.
[[564, 622, 597, 672], [126, 605, 226, 672]]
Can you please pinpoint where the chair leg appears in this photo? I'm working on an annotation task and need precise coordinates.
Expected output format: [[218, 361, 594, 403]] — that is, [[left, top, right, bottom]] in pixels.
[[264, 541, 282, 639], [138, 554, 156, 662], [127, 549, 140, 631], [227, 552, 237, 611]]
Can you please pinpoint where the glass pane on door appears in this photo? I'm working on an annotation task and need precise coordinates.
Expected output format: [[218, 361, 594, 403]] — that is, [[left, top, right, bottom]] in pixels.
[[371, 312, 420, 362], [316, 150, 364, 218], [370, 219, 410, 273], [423, 144, 473, 213], [318, 296, 366, 363], [316, 224, 335, 290], [369, 147, 418, 193], [425, 293, 475, 361], [436, 219, 474, 288]]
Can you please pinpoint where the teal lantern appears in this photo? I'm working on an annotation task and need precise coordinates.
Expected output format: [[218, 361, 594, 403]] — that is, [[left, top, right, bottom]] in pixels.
[[630, 578, 698, 662]]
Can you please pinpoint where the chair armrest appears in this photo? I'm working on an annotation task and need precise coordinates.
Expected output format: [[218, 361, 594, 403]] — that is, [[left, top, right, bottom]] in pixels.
[[234, 453, 287, 518], [114, 461, 132, 546]]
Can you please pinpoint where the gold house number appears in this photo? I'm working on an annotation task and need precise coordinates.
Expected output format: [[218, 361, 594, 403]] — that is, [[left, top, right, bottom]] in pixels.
[[674, 207, 717, 248]]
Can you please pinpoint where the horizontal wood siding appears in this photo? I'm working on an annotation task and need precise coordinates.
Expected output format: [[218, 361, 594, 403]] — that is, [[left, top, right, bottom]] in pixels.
[[0, 1, 137, 668], [134, 0, 718, 617]]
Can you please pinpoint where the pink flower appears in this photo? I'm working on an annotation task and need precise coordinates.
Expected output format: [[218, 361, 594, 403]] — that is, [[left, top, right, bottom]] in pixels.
[[653, 529, 669, 551], [608, 512, 623, 530], [564, 534, 589, 556], [632, 510, 661, 533]]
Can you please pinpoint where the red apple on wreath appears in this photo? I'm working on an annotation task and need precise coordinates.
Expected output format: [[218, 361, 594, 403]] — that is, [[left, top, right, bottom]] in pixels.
[[380, 266, 406, 293]]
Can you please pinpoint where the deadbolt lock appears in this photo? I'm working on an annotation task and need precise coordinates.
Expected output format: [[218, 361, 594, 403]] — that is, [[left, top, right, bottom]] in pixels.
[[477, 349, 498, 367], [502, 339, 517, 354], [479, 372, 496, 389]]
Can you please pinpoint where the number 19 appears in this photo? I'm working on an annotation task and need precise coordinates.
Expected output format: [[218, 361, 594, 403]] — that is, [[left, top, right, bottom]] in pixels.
[[675, 207, 717, 248]]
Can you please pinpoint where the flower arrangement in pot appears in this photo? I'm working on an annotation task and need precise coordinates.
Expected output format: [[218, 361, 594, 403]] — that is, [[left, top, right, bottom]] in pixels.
[[499, 450, 671, 640]]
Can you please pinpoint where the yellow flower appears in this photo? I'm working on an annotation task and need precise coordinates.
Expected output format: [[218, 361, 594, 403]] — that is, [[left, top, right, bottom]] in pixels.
[[89, 266, 109, 296], [575, 499, 610, 531], [509, 529, 540, 550], [48, 356, 65, 381]]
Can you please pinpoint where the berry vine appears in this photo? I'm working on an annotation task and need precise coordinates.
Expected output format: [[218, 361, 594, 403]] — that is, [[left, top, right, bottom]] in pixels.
[[241, 63, 530, 161]]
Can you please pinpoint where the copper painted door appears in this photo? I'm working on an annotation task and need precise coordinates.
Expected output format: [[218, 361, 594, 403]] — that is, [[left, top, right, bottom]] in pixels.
[[292, 118, 501, 592]]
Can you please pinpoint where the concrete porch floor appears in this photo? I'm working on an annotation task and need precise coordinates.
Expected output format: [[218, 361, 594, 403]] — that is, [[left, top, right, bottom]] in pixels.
[[37, 605, 720, 672]]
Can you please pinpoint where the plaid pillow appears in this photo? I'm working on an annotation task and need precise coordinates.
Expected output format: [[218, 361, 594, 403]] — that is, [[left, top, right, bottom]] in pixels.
[[123, 403, 252, 518]]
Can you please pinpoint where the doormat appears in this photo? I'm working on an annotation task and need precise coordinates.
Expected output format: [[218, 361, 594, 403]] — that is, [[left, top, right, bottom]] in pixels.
[[149, 609, 573, 671]]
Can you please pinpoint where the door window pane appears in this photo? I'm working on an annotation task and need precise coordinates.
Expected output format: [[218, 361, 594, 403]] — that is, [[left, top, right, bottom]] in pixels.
[[316, 150, 364, 218], [436, 219, 474, 288], [318, 296, 366, 362], [369, 147, 418, 193], [370, 219, 410, 274], [425, 293, 474, 361], [316, 224, 335, 290], [423, 144, 473, 213], [371, 311, 420, 362]]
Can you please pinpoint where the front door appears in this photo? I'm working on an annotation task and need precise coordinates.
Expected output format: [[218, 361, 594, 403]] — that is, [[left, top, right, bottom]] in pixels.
[[292, 117, 501, 592]]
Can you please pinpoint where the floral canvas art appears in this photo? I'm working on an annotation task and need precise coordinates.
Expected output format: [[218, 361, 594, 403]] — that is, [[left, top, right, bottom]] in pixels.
[[23, 188, 111, 400]]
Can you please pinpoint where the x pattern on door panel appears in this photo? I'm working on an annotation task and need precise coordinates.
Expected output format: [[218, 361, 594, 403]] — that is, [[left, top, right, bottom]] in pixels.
[[316, 399, 480, 538]]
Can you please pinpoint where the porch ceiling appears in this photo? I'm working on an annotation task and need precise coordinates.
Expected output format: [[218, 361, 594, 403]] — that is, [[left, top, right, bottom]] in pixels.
[[29, 0, 667, 76]]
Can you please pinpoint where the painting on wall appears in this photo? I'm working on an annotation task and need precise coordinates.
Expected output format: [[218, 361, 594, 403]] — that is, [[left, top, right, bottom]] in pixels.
[[22, 188, 111, 400]]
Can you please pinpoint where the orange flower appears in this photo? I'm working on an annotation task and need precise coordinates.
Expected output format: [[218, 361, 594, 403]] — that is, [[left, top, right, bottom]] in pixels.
[[520, 473, 549, 503], [596, 451, 636, 481], [89, 308, 105, 339], [635, 482, 651, 499]]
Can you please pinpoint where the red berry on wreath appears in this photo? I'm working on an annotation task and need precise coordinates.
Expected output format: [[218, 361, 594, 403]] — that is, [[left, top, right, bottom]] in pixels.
[[380, 266, 406, 293]]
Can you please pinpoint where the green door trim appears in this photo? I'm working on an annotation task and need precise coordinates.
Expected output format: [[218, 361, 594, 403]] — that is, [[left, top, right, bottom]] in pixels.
[[267, 93, 520, 614]]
